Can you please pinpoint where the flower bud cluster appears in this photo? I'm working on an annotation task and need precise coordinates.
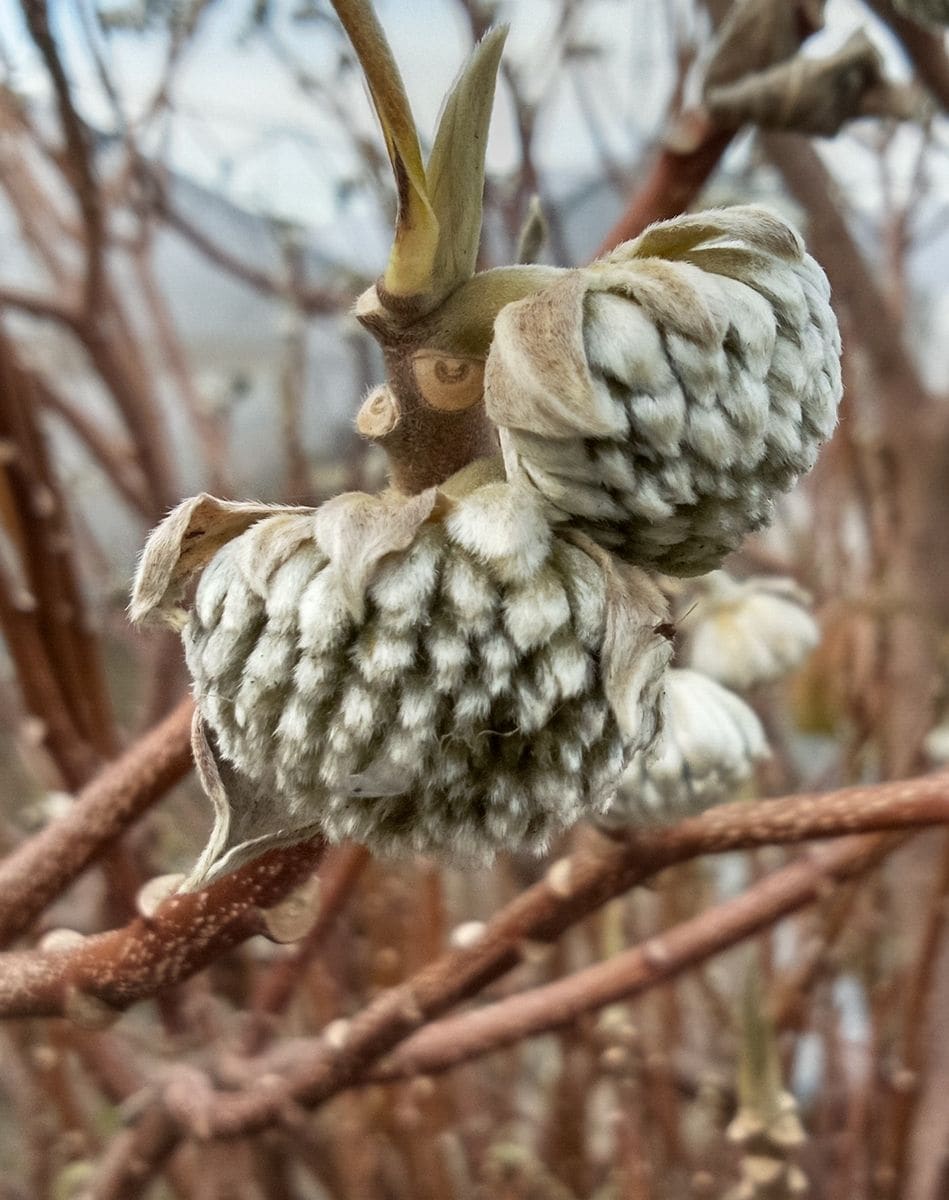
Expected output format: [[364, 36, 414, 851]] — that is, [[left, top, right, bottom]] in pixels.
[[486, 207, 841, 576], [134, 479, 670, 883], [605, 571, 819, 827], [131, 206, 839, 879]]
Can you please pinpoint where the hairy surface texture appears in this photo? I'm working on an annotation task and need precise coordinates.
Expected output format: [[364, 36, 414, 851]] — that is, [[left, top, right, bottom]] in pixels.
[[682, 571, 819, 689], [134, 483, 671, 881], [486, 206, 842, 575], [606, 668, 768, 826]]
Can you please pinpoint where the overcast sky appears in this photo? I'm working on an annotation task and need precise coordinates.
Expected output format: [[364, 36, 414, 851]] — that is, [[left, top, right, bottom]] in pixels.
[[0, 0, 947, 376], [2, 0, 939, 226], [0, 0, 668, 223]]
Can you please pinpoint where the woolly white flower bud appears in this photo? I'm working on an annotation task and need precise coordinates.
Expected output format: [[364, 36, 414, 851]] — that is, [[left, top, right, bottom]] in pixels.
[[604, 668, 768, 826], [485, 206, 842, 575], [682, 571, 819, 690], [132, 480, 672, 883]]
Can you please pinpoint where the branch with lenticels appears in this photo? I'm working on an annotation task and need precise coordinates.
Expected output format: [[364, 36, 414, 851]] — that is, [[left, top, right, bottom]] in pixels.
[[2, 771, 945, 1026], [78, 772, 947, 1148], [41, 774, 937, 1200], [369, 834, 894, 1082], [0, 837, 326, 1021]]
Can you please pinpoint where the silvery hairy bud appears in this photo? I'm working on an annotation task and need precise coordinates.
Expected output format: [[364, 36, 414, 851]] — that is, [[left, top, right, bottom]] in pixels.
[[131, 473, 671, 885], [603, 668, 768, 827], [485, 206, 842, 575], [129, 0, 844, 883], [682, 571, 819, 690]]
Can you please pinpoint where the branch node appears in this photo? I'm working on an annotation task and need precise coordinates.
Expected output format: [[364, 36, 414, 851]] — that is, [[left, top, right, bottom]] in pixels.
[[39, 928, 85, 952], [64, 986, 121, 1031], [323, 1017, 351, 1050], [135, 873, 185, 920], [545, 856, 574, 897], [259, 872, 322, 944]]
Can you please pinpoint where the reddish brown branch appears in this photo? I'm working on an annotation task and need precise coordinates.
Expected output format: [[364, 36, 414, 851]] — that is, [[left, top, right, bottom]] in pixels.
[[881, 831, 949, 1183], [0, 837, 325, 1018], [37, 376, 152, 515], [0, 284, 81, 328], [764, 131, 941, 780], [88, 1104, 180, 1200], [864, 0, 949, 113], [252, 843, 371, 1019], [764, 132, 932, 418], [370, 835, 891, 1082], [0, 564, 99, 789], [595, 119, 735, 256], [0, 696, 193, 947], [0, 332, 119, 757], [160, 771, 949, 1138], [21, 0, 106, 312]]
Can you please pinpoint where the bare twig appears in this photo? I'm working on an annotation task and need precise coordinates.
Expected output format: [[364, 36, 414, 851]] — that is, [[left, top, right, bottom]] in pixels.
[[0, 837, 325, 1018], [0, 697, 193, 947], [764, 131, 941, 780], [863, 0, 949, 113], [880, 831, 949, 1184], [37, 377, 153, 515], [369, 835, 891, 1082], [252, 843, 371, 1019], [595, 119, 735, 256], [21, 0, 106, 313], [159, 771, 949, 1137], [0, 284, 81, 328], [157, 193, 350, 315]]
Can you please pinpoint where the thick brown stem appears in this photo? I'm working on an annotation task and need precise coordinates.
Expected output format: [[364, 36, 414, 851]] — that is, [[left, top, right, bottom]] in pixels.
[[0, 838, 325, 1017], [373, 400, 499, 494]]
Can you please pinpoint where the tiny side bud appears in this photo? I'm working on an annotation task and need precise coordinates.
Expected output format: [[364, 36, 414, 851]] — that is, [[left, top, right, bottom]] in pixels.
[[356, 386, 400, 440], [136, 873, 186, 920], [260, 873, 322, 944], [64, 987, 121, 1031]]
